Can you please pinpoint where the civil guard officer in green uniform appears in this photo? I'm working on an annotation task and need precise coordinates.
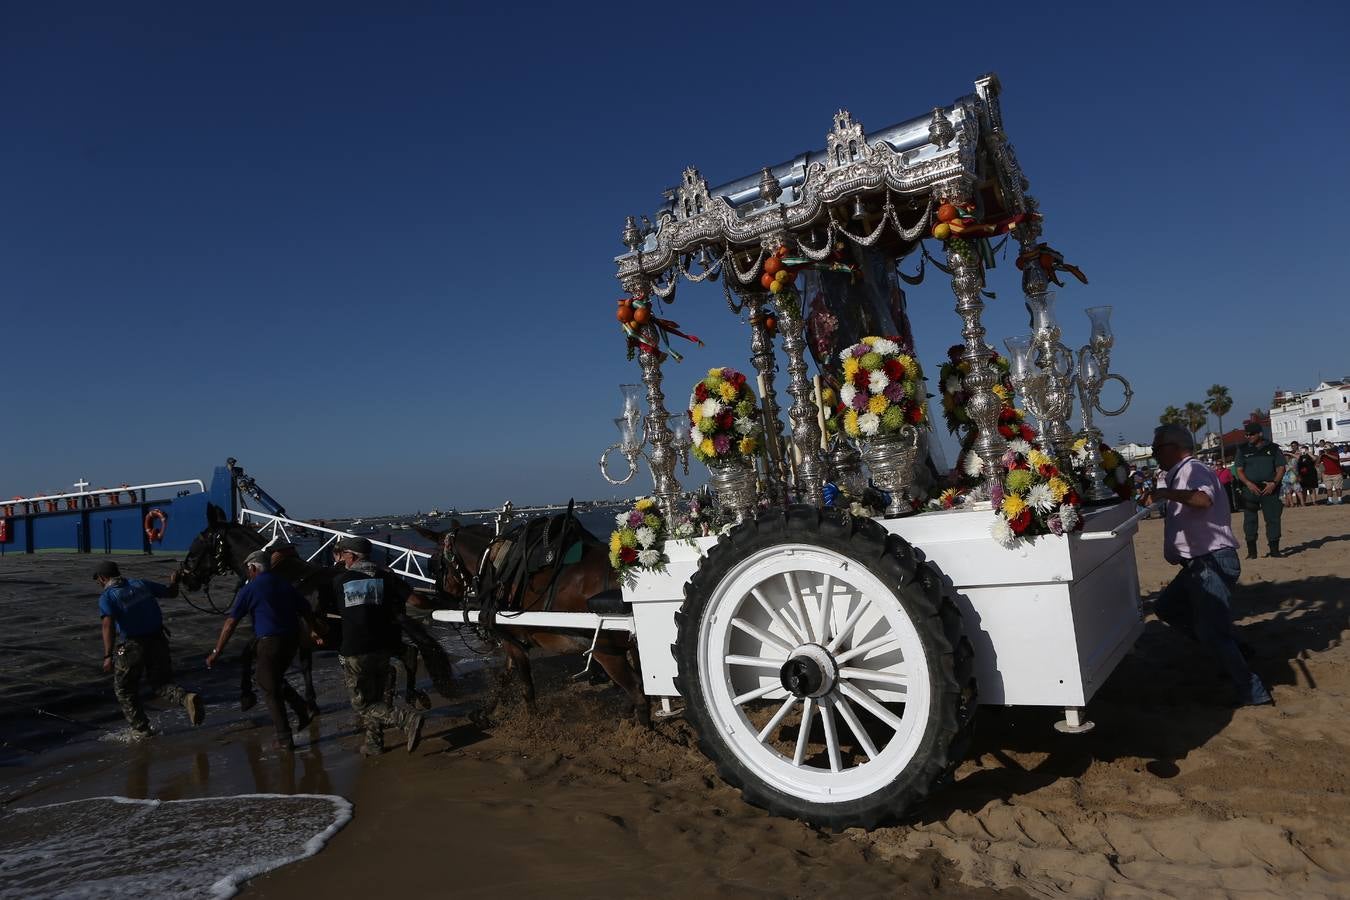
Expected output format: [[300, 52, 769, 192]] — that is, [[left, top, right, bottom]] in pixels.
[[1234, 421, 1286, 558]]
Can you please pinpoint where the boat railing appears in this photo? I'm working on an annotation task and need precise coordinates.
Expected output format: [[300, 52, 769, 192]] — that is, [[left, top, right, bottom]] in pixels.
[[239, 508, 435, 585], [2, 480, 207, 514]]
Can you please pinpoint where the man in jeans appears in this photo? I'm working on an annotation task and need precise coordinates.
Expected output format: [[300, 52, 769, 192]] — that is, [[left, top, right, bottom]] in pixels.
[[95, 560, 205, 736], [1151, 424, 1272, 707]]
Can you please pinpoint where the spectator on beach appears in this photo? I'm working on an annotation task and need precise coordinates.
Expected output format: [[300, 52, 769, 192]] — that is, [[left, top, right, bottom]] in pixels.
[[1280, 452, 1300, 508], [1318, 441, 1344, 504], [1291, 441, 1319, 506], [330, 534, 425, 757], [1234, 423, 1286, 558], [1150, 424, 1272, 708], [206, 550, 323, 752], [94, 561, 205, 737]]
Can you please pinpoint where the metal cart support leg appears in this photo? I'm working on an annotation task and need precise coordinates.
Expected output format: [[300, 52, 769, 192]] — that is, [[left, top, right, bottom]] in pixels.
[[653, 697, 682, 720], [1054, 706, 1095, 734]]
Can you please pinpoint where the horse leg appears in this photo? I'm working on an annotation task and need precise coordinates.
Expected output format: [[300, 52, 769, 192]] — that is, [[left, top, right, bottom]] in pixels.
[[501, 639, 537, 711], [240, 637, 259, 711], [400, 643, 430, 710], [592, 643, 650, 728], [297, 642, 320, 717]]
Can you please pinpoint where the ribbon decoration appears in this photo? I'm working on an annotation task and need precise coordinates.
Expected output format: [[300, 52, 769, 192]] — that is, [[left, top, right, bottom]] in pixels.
[[619, 294, 703, 361], [1015, 242, 1088, 287]]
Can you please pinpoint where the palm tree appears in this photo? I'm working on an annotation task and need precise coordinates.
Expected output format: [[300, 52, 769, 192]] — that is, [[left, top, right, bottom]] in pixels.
[[1183, 402, 1207, 447], [1205, 384, 1233, 463], [1159, 405, 1183, 426]]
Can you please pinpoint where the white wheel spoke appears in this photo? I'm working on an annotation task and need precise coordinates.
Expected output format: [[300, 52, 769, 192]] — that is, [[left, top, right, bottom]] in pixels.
[[820, 701, 842, 773], [833, 696, 878, 761], [838, 667, 908, 690], [782, 571, 814, 643], [825, 594, 872, 653], [749, 587, 804, 646], [756, 696, 798, 742], [793, 697, 815, 766], [733, 681, 786, 705], [731, 617, 795, 654], [838, 681, 905, 732], [814, 574, 834, 647], [834, 634, 901, 666], [725, 654, 784, 670]]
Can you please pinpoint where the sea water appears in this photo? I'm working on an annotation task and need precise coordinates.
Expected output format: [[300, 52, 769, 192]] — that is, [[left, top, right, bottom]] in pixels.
[[0, 793, 350, 898]]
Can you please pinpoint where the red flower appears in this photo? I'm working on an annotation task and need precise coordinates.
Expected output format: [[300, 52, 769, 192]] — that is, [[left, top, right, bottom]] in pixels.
[[619, 547, 638, 564], [694, 383, 708, 403], [728, 371, 746, 390], [835, 402, 847, 416], [1039, 463, 1058, 478], [884, 358, 906, 381], [1065, 490, 1081, 506], [1010, 509, 1033, 533], [906, 402, 924, 423], [998, 423, 1015, 438], [999, 407, 1017, 422], [1010, 460, 1029, 471], [852, 370, 870, 392], [1019, 424, 1037, 442], [716, 411, 734, 431]]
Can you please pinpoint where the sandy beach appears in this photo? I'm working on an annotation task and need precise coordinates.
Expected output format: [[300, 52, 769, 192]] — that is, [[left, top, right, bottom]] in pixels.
[[3, 504, 1348, 898]]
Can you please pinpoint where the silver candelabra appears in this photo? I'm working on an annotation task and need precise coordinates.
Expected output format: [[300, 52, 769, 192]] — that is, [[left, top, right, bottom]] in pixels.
[[599, 380, 692, 512]]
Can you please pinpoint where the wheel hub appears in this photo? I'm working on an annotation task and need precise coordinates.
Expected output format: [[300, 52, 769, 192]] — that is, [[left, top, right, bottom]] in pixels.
[[779, 643, 838, 699]]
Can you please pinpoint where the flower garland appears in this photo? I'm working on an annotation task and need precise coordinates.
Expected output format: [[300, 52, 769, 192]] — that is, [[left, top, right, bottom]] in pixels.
[[1071, 436, 1132, 501], [988, 439, 1084, 547], [689, 368, 762, 464], [834, 336, 928, 439], [609, 497, 669, 576]]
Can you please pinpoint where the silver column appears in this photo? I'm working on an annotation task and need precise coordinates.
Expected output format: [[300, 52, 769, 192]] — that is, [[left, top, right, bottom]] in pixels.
[[743, 290, 787, 502], [635, 320, 682, 522], [778, 289, 824, 505]]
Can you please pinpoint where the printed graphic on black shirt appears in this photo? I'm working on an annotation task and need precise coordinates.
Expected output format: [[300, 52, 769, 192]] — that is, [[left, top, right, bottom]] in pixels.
[[343, 578, 384, 608]]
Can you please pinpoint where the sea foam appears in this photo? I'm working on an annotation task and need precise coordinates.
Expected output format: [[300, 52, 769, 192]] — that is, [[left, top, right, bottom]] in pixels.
[[0, 793, 351, 898]]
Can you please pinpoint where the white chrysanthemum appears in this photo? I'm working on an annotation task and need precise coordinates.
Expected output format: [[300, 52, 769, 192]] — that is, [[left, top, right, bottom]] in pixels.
[[858, 412, 880, 436], [839, 346, 855, 364], [963, 452, 985, 477], [990, 516, 1016, 548], [1060, 504, 1080, 531], [871, 337, 899, 355], [1027, 483, 1055, 512], [614, 512, 629, 528], [944, 375, 962, 393], [1008, 438, 1032, 456], [700, 398, 721, 419], [840, 383, 857, 406], [734, 416, 755, 435], [635, 526, 656, 549], [638, 548, 662, 567], [672, 522, 695, 538], [868, 370, 889, 393]]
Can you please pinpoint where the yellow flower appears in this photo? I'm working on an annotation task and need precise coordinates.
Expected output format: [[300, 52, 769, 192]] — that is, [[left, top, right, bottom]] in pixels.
[[739, 436, 758, 455], [861, 336, 876, 346], [707, 367, 722, 379], [1048, 477, 1069, 501], [609, 532, 622, 554], [619, 529, 637, 549], [1013, 407, 1027, 419], [843, 357, 860, 379], [844, 410, 860, 437], [719, 382, 738, 402], [868, 394, 889, 415], [898, 354, 916, 374], [635, 498, 654, 511], [691, 405, 702, 423], [699, 437, 715, 457], [992, 383, 1010, 401], [1072, 438, 1087, 453], [821, 386, 835, 405], [1001, 494, 1027, 519], [1027, 449, 1052, 469]]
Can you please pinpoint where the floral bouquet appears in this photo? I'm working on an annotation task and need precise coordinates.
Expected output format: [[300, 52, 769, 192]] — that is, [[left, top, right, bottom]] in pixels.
[[836, 336, 928, 439], [610, 497, 669, 576], [989, 439, 1084, 547], [1071, 436, 1132, 501], [689, 367, 762, 465]]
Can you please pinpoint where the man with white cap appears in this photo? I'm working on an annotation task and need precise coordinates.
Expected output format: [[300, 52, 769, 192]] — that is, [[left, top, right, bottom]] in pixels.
[[207, 550, 323, 751], [331, 534, 426, 756]]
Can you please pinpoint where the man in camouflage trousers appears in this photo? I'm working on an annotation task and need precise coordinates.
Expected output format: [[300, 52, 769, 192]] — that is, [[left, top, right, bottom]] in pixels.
[[329, 535, 425, 756]]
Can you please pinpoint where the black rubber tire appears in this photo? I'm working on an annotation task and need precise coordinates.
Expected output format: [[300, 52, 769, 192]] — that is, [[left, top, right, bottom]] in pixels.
[[673, 504, 976, 830]]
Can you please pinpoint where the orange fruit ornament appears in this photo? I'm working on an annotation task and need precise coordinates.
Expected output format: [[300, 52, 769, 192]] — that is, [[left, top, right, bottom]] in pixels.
[[763, 256, 782, 275], [617, 302, 634, 324], [760, 272, 776, 290], [937, 203, 959, 223], [632, 305, 650, 324], [764, 315, 776, 332]]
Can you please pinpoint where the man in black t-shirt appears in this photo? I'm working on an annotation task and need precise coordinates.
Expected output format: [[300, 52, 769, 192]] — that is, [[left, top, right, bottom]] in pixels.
[[331, 535, 425, 756], [1291, 441, 1319, 505]]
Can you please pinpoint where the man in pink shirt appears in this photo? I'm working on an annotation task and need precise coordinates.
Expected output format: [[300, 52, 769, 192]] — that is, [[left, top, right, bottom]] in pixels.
[[1151, 424, 1272, 707]]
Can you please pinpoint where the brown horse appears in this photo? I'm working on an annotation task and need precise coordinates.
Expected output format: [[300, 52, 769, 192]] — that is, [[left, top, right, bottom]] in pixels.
[[412, 519, 650, 725]]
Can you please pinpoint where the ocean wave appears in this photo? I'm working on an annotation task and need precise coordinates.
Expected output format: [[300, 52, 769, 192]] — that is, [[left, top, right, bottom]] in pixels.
[[0, 793, 351, 898]]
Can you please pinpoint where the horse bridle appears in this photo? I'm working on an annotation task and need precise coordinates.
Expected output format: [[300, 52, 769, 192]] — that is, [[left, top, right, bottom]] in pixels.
[[440, 525, 490, 601], [180, 528, 248, 616]]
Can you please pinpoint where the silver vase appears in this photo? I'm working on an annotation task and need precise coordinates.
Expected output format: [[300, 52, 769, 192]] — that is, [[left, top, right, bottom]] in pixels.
[[859, 426, 920, 516], [707, 457, 758, 523], [826, 439, 867, 498]]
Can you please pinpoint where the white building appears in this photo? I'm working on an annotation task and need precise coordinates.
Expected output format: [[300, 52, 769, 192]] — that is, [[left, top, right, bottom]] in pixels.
[[1271, 380, 1350, 445]]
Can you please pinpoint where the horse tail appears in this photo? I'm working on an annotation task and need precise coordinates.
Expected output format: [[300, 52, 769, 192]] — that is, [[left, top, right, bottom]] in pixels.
[[399, 613, 456, 699]]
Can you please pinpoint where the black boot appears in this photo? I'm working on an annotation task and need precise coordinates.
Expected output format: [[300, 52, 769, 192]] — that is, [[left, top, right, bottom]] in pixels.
[[1246, 542, 1258, 560], [1267, 541, 1281, 558]]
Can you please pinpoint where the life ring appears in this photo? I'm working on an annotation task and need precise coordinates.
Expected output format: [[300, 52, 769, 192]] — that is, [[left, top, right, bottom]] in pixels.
[[144, 508, 167, 542]]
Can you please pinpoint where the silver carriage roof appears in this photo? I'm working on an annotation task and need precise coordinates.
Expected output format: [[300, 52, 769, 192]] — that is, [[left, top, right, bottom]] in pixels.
[[613, 73, 1036, 288]]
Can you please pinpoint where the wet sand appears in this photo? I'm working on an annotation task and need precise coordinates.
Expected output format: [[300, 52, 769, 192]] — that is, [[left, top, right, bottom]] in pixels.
[[4, 505, 1350, 897]]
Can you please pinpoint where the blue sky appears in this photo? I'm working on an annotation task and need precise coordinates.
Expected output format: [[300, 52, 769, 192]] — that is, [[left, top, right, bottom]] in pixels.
[[3, 2, 1347, 516]]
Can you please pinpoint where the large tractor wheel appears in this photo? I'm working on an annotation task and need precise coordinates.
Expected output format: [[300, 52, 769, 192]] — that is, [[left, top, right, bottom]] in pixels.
[[673, 506, 975, 830]]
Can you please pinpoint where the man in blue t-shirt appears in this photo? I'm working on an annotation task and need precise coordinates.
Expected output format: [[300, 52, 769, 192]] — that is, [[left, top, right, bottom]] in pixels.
[[207, 550, 323, 751], [95, 560, 205, 736]]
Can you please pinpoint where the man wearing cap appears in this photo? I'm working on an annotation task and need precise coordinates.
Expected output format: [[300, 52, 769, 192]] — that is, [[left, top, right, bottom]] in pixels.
[[331, 534, 425, 756], [1234, 422, 1286, 558], [206, 550, 323, 751], [95, 561, 204, 736]]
